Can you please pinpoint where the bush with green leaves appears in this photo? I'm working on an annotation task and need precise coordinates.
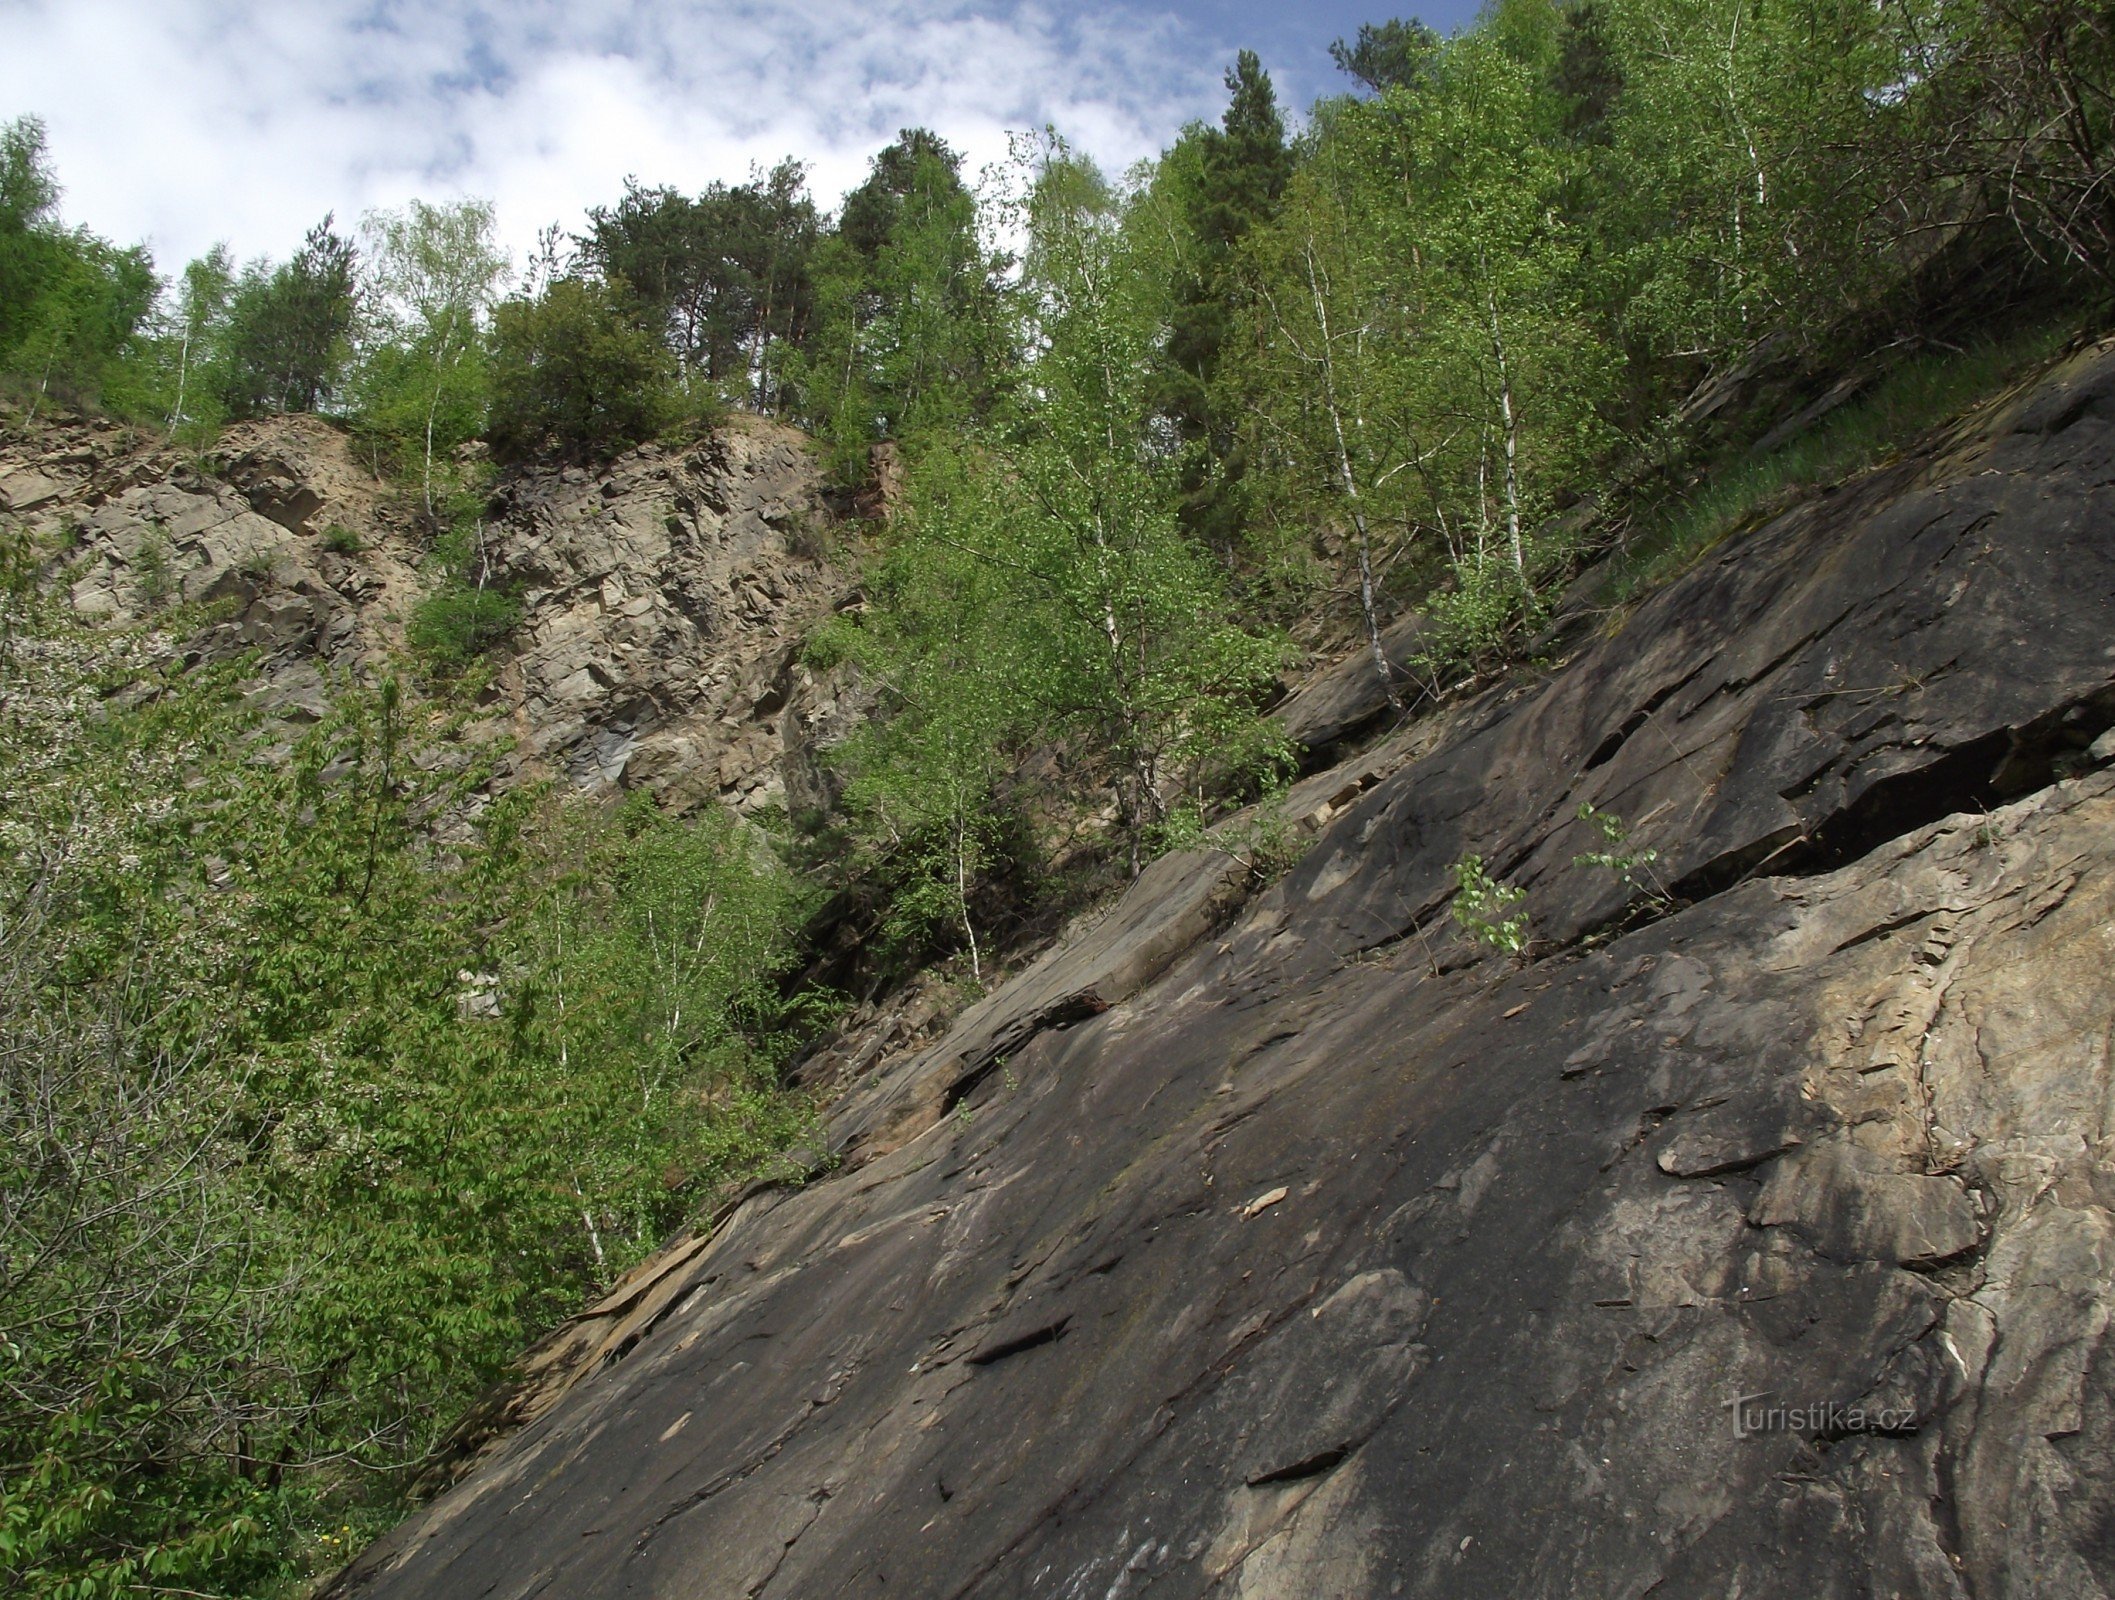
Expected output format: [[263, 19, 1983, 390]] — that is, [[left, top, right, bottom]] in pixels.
[[0, 586, 820, 1596], [408, 582, 520, 674], [1572, 802, 1662, 892], [485, 276, 699, 463], [406, 490, 521, 676], [1449, 852, 1529, 956]]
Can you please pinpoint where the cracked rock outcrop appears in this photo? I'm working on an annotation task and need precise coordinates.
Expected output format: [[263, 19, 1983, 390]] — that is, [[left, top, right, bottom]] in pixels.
[[481, 419, 859, 812], [325, 345, 2115, 1596], [6, 411, 859, 815]]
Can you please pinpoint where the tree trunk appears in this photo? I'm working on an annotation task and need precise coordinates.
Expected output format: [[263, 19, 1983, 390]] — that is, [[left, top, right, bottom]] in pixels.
[[1485, 286, 1524, 582], [955, 809, 982, 984], [1305, 248, 1403, 715], [168, 327, 191, 441], [25, 345, 55, 427], [424, 377, 441, 523]]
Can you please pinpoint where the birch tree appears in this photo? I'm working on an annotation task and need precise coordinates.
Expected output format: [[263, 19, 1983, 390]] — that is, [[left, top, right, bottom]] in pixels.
[[357, 200, 508, 516]]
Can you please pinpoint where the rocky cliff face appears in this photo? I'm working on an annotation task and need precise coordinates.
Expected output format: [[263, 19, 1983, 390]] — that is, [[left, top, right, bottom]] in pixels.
[[3, 411, 857, 816], [479, 420, 859, 815], [324, 341, 2115, 1599]]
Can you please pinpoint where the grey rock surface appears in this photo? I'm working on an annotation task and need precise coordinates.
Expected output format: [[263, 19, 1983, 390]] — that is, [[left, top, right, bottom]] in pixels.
[[324, 346, 2115, 1596], [10, 411, 860, 817], [482, 419, 852, 812]]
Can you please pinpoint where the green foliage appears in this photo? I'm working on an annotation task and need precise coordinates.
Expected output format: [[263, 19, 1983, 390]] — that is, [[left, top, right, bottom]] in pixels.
[[812, 463, 1022, 977], [1417, 555, 1538, 675], [1219, 26, 1616, 670], [1607, 317, 2081, 600], [219, 216, 359, 417], [0, 599, 818, 1594], [1449, 852, 1530, 956], [485, 276, 696, 462], [817, 139, 1294, 957], [132, 529, 175, 611], [407, 492, 521, 676], [1151, 53, 1293, 549], [347, 199, 508, 515], [1572, 802, 1662, 891], [787, 130, 1012, 479], [0, 116, 157, 416], [576, 162, 819, 413], [155, 245, 239, 442], [3, 17, 2111, 1591], [842, 143, 1289, 868], [1164, 778, 1307, 885], [408, 582, 520, 674], [1330, 19, 1440, 95]]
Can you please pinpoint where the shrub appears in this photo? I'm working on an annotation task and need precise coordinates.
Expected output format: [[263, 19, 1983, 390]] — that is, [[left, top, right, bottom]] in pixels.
[[133, 529, 174, 610], [0, 611, 821, 1593], [1571, 802, 1662, 893], [485, 277, 701, 463], [1449, 852, 1528, 956], [408, 581, 520, 673]]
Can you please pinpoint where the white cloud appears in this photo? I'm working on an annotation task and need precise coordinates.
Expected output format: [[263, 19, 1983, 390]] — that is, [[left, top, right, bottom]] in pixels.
[[0, 0, 1229, 276]]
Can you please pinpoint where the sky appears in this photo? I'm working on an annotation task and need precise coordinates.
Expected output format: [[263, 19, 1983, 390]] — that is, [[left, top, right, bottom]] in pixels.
[[0, 0, 1480, 277]]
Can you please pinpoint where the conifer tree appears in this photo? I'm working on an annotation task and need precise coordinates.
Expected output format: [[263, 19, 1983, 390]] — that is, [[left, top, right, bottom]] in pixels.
[[1155, 52, 1292, 551], [221, 215, 358, 416]]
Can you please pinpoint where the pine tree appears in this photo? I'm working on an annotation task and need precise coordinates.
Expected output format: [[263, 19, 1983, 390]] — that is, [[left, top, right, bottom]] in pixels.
[[1155, 52, 1292, 552], [221, 215, 358, 416]]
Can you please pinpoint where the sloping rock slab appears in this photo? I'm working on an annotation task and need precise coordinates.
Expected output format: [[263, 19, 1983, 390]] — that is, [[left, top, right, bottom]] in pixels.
[[1273, 611, 1431, 757], [331, 346, 2115, 1599], [824, 842, 1256, 1164]]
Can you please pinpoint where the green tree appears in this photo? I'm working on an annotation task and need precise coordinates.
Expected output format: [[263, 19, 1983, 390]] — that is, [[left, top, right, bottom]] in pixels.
[[1221, 118, 1432, 702], [790, 129, 1010, 475], [221, 215, 359, 416], [353, 199, 509, 517], [0, 116, 157, 418], [578, 162, 819, 413], [1151, 52, 1294, 550], [1329, 18, 1441, 94], [816, 449, 1032, 978], [838, 142, 1289, 881], [485, 275, 689, 462], [161, 245, 237, 440], [1582, 0, 1930, 371]]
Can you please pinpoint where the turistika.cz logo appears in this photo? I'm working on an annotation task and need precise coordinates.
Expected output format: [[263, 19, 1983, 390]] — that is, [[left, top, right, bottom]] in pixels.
[[1728, 1393, 1919, 1438]]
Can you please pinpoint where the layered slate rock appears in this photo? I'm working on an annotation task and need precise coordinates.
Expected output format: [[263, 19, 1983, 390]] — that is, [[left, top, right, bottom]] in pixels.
[[482, 417, 854, 811], [332, 344, 2115, 1598], [14, 411, 859, 817]]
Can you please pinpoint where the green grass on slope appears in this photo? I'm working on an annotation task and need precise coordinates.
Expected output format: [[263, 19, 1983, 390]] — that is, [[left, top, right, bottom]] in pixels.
[[1606, 317, 2087, 604]]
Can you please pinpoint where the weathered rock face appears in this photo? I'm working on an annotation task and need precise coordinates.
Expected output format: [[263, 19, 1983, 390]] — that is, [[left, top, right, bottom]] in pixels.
[[9, 412, 858, 813], [325, 346, 2115, 1596], [482, 418, 856, 812]]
